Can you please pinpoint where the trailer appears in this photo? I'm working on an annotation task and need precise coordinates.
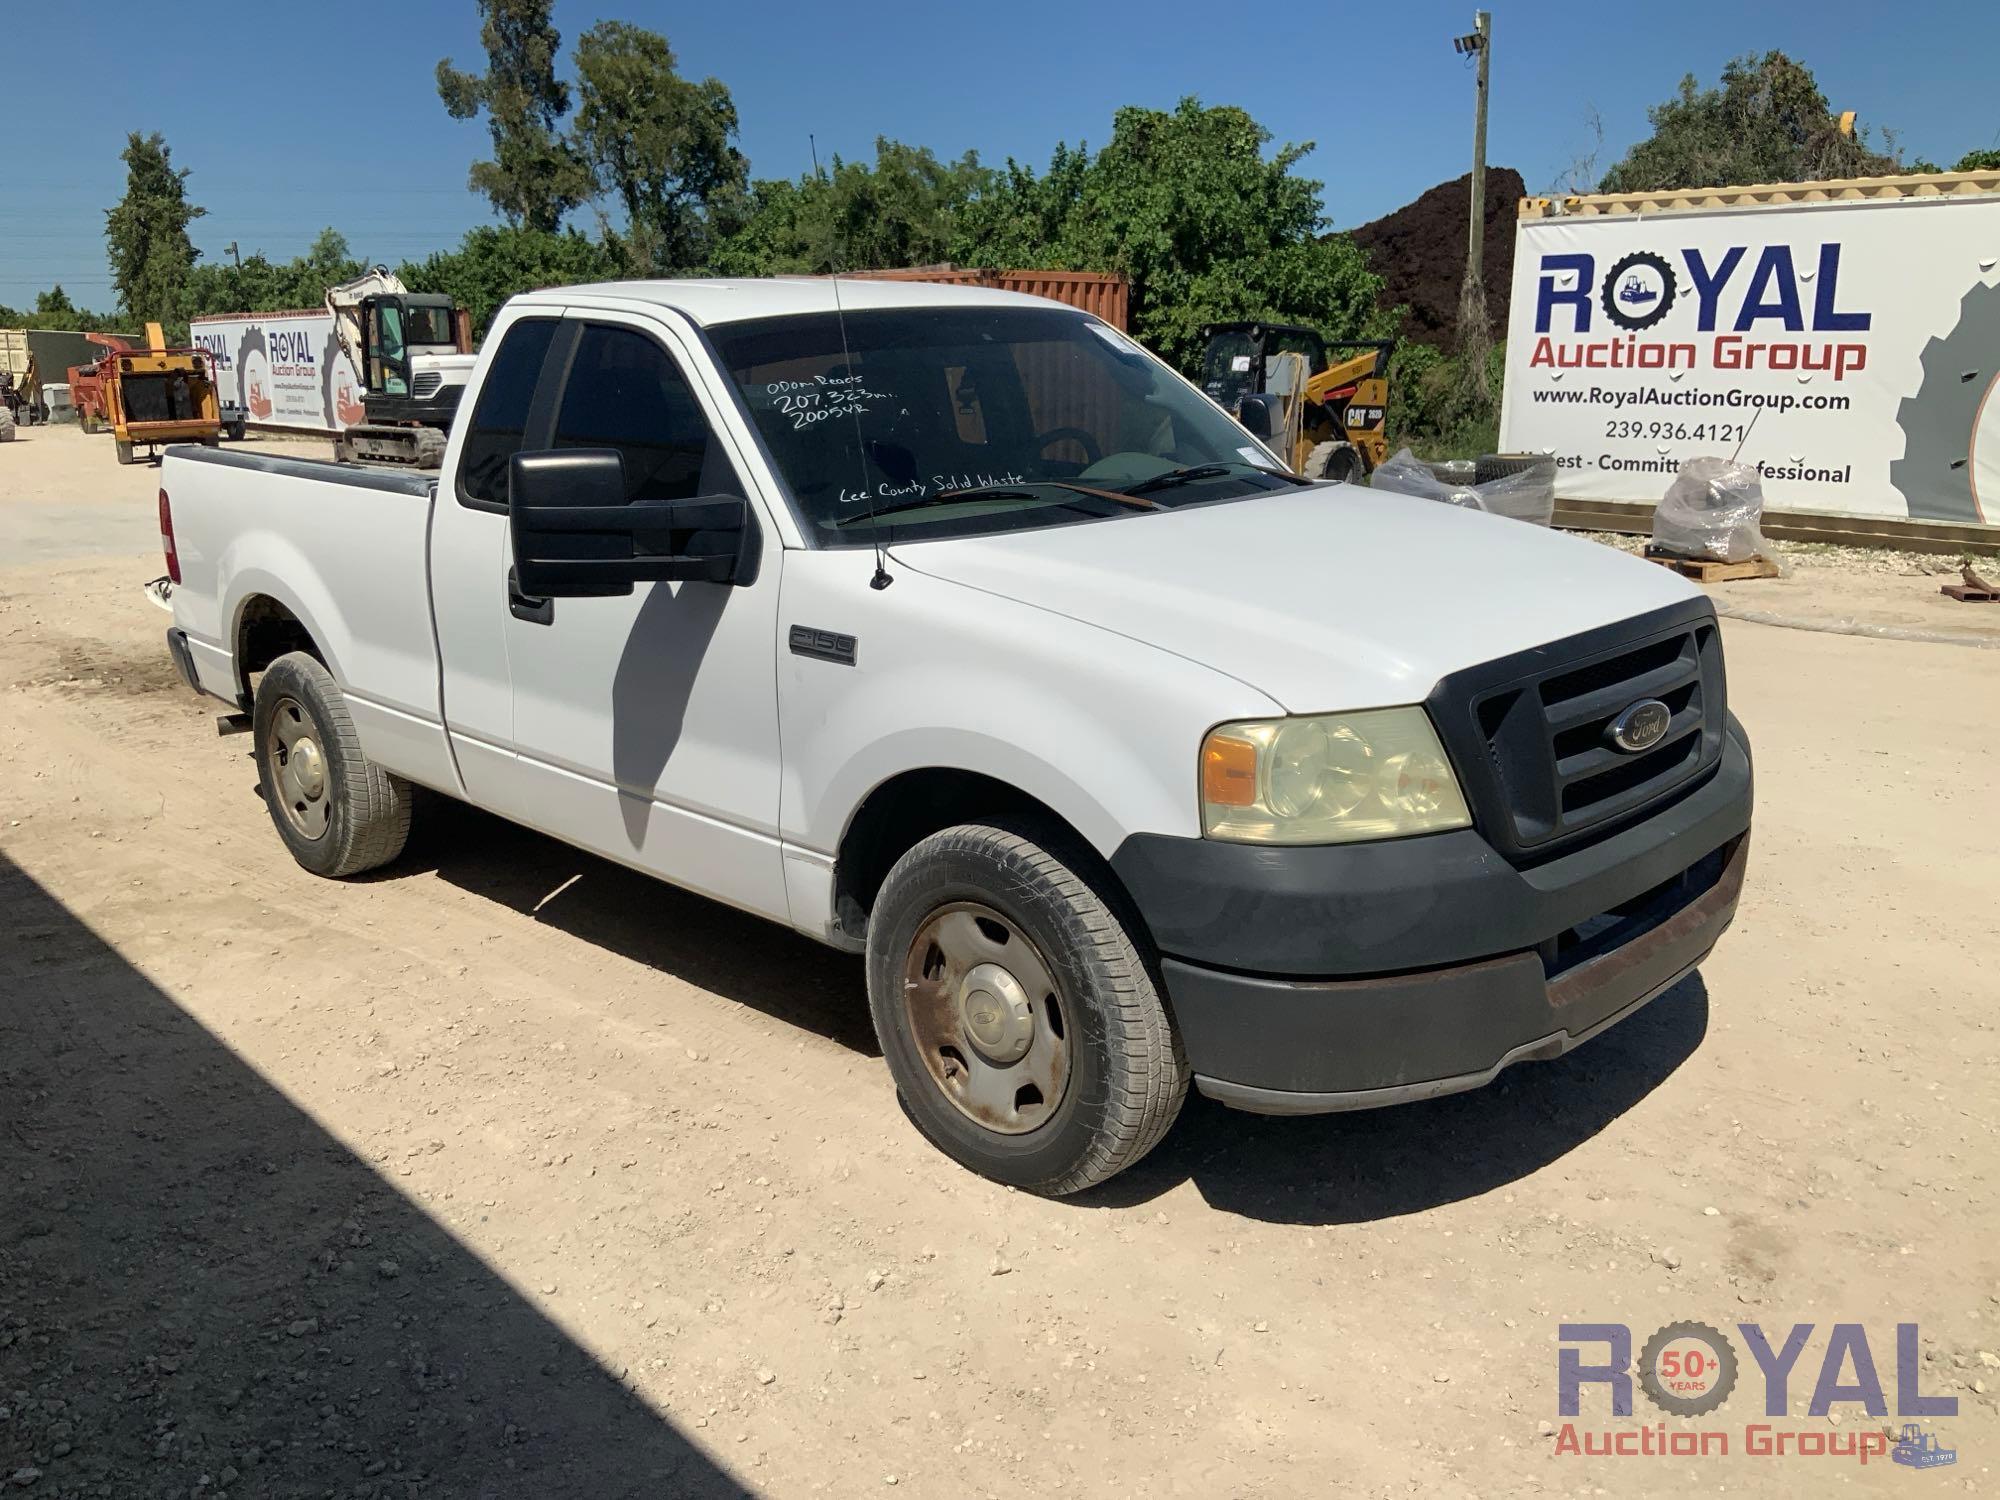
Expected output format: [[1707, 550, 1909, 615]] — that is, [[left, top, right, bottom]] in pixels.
[[190, 273, 472, 462], [1498, 168, 2000, 543]]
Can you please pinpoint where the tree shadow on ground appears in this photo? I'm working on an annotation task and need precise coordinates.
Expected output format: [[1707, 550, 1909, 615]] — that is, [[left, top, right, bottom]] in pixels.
[[0, 850, 749, 1499]]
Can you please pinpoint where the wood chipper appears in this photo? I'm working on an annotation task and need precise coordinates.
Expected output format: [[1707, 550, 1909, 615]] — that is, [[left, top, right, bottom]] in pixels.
[[1197, 322, 1394, 484], [69, 324, 222, 464]]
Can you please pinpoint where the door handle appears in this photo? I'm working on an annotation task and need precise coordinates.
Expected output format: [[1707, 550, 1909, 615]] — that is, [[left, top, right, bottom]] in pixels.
[[507, 566, 553, 625]]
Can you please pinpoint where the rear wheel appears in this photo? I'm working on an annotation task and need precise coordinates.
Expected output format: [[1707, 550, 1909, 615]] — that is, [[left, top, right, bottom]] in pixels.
[[865, 821, 1188, 1196], [252, 651, 412, 877]]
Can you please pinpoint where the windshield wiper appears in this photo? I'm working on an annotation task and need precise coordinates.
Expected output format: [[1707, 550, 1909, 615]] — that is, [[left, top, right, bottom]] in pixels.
[[833, 481, 1159, 528], [1117, 460, 1308, 497]]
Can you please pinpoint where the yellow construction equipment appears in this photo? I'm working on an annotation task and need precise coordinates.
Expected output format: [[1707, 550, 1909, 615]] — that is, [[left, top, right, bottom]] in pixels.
[[1197, 322, 1393, 482], [70, 323, 222, 464]]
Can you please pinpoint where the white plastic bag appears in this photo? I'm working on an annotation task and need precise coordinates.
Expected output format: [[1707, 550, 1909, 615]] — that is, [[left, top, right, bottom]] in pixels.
[[1653, 456, 1768, 564], [1369, 447, 1553, 524], [1470, 462, 1556, 527]]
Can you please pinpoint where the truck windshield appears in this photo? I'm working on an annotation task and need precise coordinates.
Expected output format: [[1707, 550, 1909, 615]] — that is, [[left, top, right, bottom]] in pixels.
[[710, 307, 1300, 545]]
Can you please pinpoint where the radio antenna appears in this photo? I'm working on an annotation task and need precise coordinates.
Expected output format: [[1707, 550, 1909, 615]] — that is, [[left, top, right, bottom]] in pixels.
[[812, 132, 892, 590]]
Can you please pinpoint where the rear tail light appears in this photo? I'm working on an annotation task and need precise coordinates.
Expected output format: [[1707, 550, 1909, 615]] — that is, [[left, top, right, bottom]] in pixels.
[[159, 487, 180, 584]]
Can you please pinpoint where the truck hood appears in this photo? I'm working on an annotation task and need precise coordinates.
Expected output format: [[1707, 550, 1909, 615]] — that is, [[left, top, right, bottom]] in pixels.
[[887, 485, 1700, 712]]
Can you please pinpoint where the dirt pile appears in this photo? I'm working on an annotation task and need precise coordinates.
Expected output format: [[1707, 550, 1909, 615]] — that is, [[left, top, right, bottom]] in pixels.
[[1347, 167, 1526, 347]]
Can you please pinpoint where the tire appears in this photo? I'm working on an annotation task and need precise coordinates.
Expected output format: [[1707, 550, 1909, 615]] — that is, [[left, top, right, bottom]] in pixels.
[[1304, 439, 1365, 484], [252, 651, 412, 878], [866, 820, 1189, 1196], [226, 420, 247, 442], [1475, 451, 1557, 485], [114, 439, 134, 465]]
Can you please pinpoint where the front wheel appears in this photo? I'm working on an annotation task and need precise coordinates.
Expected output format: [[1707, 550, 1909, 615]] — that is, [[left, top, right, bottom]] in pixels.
[[866, 822, 1188, 1196], [114, 439, 134, 465], [1304, 439, 1365, 484]]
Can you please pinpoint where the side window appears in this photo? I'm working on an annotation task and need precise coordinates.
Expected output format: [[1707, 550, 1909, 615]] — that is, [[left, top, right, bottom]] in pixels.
[[552, 324, 738, 502], [457, 318, 557, 506]]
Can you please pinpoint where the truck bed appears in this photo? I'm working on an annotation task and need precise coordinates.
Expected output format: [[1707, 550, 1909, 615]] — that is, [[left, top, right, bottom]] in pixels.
[[163, 445, 451, 787]]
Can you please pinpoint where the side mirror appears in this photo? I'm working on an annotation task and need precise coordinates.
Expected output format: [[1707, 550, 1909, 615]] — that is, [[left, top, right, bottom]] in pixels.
[[1236, 393, 1282, 441], [508, 448, 750, 598]]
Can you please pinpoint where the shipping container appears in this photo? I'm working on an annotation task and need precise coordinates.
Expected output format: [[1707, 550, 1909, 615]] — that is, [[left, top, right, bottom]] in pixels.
[[843, 266, 1130, 330]]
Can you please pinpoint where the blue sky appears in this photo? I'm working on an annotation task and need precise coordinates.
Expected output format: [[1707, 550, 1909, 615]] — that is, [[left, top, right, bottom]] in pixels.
[[4, 0, 1995, 307]]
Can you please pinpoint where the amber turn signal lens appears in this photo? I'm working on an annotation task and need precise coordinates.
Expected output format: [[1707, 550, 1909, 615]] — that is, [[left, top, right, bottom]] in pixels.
[[1201, 733, 1258, 807]]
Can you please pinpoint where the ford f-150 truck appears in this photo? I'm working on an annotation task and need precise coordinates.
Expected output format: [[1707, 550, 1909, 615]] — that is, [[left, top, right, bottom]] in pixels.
[[159, 278, 1752, 1195]]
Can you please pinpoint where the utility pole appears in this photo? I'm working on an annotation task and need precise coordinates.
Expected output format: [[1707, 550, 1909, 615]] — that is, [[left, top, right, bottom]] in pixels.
[[225, 241, 242, 268], [1453, 11, 1493, 371]]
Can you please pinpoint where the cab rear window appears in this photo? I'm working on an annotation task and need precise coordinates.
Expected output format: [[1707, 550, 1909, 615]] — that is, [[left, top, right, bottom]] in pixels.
[[458, 318, 557, 506]]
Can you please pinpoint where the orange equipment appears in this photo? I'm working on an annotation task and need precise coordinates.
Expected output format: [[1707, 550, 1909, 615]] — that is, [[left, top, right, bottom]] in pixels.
[[69, 323, 222, 465]]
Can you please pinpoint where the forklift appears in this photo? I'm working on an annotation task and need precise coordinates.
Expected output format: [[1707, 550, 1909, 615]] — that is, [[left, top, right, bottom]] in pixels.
[[1197, 322, 1394, 483]]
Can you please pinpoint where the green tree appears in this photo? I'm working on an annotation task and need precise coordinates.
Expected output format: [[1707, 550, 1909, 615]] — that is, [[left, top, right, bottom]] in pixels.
[[397, 224, 618, 336], [1600, 52, 1902, 193], [1952, 149, 2000, 172], [712, 101, 1383, 374], [712, 140, 996, 276], [437, 0, 591, 232], [0, 290, 119, 332], [995, 99, 1386, 371], [571, 21, 748, 275], [104, 131, 204, 327], [182, 228, 368, 319]]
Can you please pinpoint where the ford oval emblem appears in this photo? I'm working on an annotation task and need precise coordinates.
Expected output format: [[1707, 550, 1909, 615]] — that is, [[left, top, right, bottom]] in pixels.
[[1608, 698, 1672, 754]]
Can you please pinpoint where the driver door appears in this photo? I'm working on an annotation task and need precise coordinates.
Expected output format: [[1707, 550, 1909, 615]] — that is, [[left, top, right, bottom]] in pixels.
[[487, 310, 788, 921]]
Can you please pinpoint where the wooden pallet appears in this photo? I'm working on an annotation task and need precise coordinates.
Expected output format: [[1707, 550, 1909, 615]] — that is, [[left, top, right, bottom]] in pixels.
[[1643, 548, 1781, 583]]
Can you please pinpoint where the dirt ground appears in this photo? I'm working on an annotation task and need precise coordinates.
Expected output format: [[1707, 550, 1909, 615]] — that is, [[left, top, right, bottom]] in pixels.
[[3, 421, 1997, 1498]]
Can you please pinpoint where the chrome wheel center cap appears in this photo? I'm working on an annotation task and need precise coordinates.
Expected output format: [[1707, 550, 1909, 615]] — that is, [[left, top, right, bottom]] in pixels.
[[958, 962, 1034, 1064], [292, 737, 325, 799]]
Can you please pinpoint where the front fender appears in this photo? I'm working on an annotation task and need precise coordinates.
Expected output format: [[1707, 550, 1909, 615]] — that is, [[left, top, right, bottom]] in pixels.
[[778, 554, 1283, 862]]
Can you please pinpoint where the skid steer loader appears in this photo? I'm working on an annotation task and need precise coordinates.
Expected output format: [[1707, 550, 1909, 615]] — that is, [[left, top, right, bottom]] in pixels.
[[1197, 322, 1393, 483]]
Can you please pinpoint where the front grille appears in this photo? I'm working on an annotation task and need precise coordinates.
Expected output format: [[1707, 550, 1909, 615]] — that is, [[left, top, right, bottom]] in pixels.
[[411, 371, 443, 398], [1430, 600, 1727, 862]]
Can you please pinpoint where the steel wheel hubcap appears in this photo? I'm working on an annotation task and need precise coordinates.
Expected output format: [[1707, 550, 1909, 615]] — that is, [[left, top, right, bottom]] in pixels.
[[268, 696, 331, 840], [902, 903, 1070, 1135]]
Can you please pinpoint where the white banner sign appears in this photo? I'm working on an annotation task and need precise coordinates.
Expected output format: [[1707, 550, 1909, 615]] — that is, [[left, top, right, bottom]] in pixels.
[[1498, 196, 2000, 526], [190, 312, 364, 434]]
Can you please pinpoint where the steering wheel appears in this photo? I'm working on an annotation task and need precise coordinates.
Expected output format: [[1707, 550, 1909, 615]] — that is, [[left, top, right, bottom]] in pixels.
[[1034, 426, 1102, 466]]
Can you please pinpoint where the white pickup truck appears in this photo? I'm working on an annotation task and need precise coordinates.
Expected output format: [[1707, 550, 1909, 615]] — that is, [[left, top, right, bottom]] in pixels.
[[159, 278, 1752, 1195]]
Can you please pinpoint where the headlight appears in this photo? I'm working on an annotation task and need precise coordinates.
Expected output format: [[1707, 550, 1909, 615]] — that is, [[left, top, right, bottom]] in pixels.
[[1201, 708, 1471, 844]]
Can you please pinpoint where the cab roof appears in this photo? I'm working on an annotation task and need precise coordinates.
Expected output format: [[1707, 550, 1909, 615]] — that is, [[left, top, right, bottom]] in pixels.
[[515, 276, 1078, 327]]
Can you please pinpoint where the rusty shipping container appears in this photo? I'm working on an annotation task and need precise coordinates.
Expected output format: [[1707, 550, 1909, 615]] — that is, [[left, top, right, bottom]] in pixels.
[[843, 266, 1129, 330]]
